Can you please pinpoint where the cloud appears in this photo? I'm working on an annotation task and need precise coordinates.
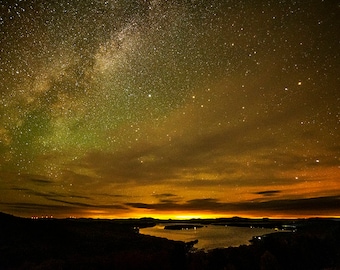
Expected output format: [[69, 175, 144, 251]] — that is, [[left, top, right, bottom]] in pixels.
[[78, 120, 281, 186], [94, 193, 131, 198], [244, 195, 340, 213], [29, 178, 53, 185], [125, 195, 340, 215], [45, 198, 128, 210], [0, 199, 128, 217], [175, 175, 299, 188], [125, 198, 220, 211], [5, 186, 128, 211], [8, 186, 92, 201], [152, 193, 177, 198], [255, 190, 281, 197]]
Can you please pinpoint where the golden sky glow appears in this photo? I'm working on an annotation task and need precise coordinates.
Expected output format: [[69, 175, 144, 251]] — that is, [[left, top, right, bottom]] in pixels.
[[0, 0, 339, 219]]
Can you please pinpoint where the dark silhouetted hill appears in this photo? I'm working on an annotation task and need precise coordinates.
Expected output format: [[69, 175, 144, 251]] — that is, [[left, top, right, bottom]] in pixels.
[[1, 213, 339, 269], [0, 213, 187, 269]]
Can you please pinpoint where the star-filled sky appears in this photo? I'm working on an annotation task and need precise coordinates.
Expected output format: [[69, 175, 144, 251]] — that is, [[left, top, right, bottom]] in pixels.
[[0, 0, 339, 219]]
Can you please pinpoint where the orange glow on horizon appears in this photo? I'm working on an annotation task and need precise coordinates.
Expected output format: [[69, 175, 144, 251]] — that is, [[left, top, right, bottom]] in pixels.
[[76, 209, 340, 220]]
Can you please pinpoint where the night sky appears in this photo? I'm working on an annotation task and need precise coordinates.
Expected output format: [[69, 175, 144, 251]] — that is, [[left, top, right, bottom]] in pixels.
[[0, 0, 339, 219]]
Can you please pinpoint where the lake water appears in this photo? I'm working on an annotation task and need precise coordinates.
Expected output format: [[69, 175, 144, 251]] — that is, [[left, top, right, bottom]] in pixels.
[[140, 224, 278, 250]]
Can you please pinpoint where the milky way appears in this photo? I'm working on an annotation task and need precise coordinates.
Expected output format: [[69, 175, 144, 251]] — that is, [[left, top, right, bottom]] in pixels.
[[0, 0, 339, 218]]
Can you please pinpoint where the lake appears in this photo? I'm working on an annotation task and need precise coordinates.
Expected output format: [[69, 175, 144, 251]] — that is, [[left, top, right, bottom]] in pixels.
[[140, 224, 279, 250]]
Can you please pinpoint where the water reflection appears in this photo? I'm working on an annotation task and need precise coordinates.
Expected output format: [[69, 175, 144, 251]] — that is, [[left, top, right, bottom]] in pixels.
[[140, 224, 279, 250]]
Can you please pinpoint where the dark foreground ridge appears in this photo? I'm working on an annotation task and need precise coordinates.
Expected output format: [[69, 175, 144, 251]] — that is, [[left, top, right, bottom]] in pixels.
[[0, 212, 339, 269]]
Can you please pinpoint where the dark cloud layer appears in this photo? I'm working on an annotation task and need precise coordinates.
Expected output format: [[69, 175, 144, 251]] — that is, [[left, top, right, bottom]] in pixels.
[[256, 190, 281, 197], [126, 196, 340, 215]]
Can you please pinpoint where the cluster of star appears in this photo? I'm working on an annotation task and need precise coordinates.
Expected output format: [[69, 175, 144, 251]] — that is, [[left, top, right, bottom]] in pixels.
[[0, 0, 339, 218]]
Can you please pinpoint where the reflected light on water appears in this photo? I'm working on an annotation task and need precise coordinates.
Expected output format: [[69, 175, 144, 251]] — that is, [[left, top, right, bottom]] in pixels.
[[140, 225, 282, 250]]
